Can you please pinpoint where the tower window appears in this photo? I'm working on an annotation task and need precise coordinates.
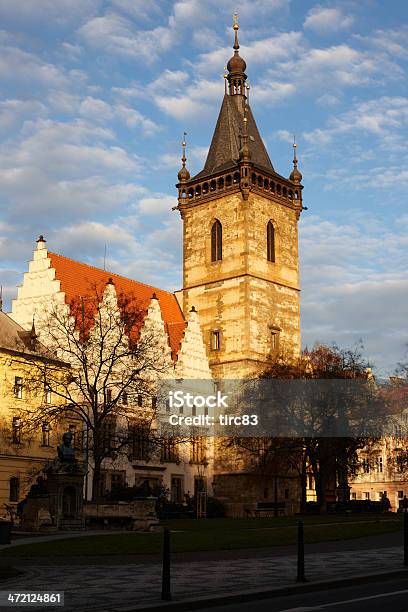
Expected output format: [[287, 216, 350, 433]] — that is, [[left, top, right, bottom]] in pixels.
[[211, 220, 222, 262], [270, 329, 280, 353], [211, 330, 220, 351], [267, 221, 275, 262]]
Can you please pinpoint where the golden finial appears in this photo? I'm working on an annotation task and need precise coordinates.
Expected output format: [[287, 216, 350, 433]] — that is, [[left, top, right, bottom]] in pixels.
[[233, 12, 239, 49], [293, 135, 297, 165], [182, 132, 187, 165]]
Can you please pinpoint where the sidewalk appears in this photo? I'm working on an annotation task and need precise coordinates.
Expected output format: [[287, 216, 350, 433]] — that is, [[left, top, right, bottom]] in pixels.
[[1, 544, 407, 612], [0, 530, 120, 550]]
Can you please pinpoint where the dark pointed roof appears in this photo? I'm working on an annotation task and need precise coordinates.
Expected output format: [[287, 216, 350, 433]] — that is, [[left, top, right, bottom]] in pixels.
[[193, 95, 274, 181], [0, 311, 61, 361]]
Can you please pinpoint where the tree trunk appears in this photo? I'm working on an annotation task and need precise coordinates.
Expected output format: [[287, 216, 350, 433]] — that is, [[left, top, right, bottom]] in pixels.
[[92, 456, 103, 502]]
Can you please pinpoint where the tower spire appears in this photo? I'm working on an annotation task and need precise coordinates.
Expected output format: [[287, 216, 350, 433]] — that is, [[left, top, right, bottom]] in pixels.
[[290, 136, 302, 184], [178, 132, 190, 183], [226, 13, 247, 96], [29, 315, 37, 348]]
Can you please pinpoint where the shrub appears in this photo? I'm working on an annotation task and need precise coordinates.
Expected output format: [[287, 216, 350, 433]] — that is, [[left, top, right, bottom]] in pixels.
[[205, 496, 226, 518]]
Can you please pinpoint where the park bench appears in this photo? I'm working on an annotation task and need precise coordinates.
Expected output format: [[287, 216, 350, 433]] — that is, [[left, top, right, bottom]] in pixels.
[[254, 501, 286, 517]]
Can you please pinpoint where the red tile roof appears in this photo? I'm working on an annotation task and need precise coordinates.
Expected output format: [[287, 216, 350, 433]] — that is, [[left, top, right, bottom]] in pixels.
[[48, 252, 186, 359]]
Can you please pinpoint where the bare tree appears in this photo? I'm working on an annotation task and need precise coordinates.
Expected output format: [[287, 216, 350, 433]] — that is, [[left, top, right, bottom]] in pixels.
[[19, 281, 172, 501], [221, 344, 386, 512]]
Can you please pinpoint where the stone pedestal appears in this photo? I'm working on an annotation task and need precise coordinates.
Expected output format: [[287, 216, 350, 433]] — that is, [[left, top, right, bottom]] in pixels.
[[45, 466, 86, 530], [21, 432, 86, 532], [21, 495, 55, 532]]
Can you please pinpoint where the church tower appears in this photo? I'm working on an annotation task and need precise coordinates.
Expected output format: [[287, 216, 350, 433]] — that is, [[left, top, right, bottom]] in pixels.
[[176, 18, 304, 379]]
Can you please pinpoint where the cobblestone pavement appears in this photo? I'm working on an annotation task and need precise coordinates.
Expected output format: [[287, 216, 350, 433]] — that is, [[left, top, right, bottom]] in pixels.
[[0, 545, 405, 611]]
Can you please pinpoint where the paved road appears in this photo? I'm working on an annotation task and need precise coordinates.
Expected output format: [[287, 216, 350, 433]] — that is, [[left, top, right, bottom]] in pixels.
[[199, 577, 408, 611]]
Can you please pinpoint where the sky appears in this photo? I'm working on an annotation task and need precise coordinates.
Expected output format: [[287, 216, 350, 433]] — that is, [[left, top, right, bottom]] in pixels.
[[0, 0, 407, 375]]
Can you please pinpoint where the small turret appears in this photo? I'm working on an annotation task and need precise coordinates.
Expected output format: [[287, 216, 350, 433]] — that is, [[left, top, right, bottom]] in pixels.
[[177, 133, 190, 183], [290, 139, 303, 184]]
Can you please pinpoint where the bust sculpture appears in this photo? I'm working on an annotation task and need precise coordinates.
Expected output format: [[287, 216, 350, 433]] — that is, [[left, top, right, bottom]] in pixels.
[[57, 431, 76, 461]]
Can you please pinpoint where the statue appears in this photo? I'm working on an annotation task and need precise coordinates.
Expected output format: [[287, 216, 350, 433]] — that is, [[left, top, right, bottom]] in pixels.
[[57, 431, 76, 462]]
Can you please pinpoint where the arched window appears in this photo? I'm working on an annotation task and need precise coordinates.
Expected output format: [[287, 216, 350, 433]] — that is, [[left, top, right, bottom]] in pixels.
[[267, 221, 275, 262], [211, 220, 222, 262]]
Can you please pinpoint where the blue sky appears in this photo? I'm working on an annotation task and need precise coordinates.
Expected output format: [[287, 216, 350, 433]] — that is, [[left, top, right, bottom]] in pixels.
[[0, 0, 407, 374]]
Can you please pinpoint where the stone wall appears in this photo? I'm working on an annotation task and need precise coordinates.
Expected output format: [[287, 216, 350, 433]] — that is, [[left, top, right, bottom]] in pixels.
[[84, 499, 158, 530]]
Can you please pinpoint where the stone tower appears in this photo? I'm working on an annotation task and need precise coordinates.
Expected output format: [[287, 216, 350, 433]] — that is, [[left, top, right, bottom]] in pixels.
[[176, 18, 304, 379]]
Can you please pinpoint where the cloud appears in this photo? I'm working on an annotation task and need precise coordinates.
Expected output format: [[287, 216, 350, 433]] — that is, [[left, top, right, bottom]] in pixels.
[[272, 44, 401, 93], [304, 6, 354, 34], [61, 42, 83, 60], [110, 0, 162, 20], [146, 70, 224, 120], [0, 45, 69, 90], [300, 215, 408, 373], [303, 96, 408, 150], [316, 93, 341, 107], [0, 0, 101, 27], [158, 145, 208, 172], [354, 26, 408, 60], [79, 12, 175, 63], [78, 96, 159, 134], [253, 80, 296, 104], [0, 118, 144, 225], [138, 194, 176, 215], [79, 96, 114, 122], [55, 220, 135, 256], [195, 31, 303, 76], [0, 99, 47, 132]]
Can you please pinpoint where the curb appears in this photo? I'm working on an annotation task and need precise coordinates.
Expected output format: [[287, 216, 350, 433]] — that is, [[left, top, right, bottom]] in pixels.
[[118, 567, 408, 612]]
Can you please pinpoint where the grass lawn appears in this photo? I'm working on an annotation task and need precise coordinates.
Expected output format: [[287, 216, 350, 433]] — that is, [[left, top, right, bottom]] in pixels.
[[0, 514, 402, 558]]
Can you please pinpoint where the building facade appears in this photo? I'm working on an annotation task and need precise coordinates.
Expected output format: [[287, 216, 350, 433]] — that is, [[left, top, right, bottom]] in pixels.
[[0, 311, 69, 518]]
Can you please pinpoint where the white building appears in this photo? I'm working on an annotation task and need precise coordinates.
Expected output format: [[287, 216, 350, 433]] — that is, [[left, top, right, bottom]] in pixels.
[[10, 236, 213, 503]]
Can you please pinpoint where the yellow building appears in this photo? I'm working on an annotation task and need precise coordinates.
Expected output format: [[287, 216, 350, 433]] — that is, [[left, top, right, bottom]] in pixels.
[[0, 310, 69, 518]]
